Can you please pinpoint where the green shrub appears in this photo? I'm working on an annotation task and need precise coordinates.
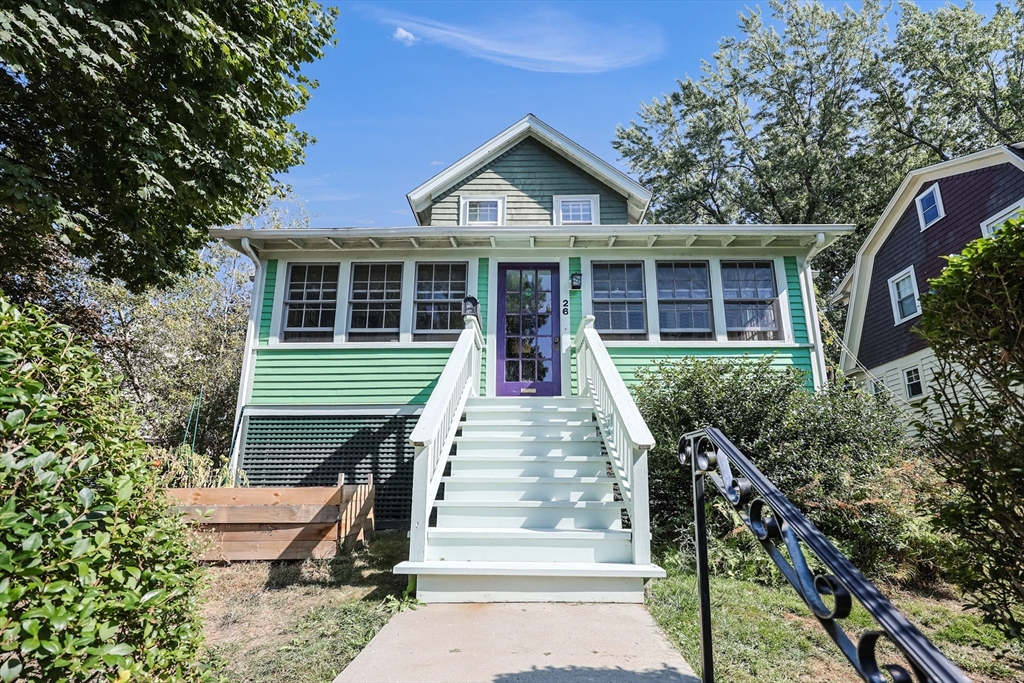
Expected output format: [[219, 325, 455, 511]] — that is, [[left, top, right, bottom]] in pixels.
[[915, 214, 1024, 640], [632, 355, 938, 583], [0, 295, 212, 681]]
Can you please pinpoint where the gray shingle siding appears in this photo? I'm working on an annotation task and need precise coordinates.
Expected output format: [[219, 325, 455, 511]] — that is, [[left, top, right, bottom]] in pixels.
[[429, 138, 630, 226], [859, 162, 1024, 369]]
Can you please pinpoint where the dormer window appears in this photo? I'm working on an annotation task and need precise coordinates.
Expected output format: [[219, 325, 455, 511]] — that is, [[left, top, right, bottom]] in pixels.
[[915, 183, 945, 230], [554, 195, 600, 226], [461, 196, 505, 226]]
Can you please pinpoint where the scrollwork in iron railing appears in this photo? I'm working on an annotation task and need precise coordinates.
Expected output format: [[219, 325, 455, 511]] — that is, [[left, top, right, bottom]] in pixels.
[[679, 427, 969, 683]]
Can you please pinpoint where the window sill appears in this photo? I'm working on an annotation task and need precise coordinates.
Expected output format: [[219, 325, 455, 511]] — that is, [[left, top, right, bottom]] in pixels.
[[263, 341, 459, 350]]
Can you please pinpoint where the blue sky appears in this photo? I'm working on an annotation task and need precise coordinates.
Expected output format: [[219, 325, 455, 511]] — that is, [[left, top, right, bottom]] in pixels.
[[283, 1, 995, 228]]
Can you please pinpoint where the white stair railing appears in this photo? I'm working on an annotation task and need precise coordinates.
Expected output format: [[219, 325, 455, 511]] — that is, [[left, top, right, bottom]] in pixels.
[[408, 314, 483, 562], [574, 315, 656, 565]]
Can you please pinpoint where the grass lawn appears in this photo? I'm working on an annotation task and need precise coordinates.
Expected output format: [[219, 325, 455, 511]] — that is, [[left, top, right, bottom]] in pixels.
[[648, 552, 1024, 682], [199, 530, 409, 683]]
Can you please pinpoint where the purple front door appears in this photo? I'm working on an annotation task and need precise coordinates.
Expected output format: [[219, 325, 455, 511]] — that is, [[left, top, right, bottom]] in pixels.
[[497, 263, 561, 397]]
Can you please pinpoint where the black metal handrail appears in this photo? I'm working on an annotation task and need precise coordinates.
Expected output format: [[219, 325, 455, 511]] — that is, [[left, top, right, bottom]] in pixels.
[[678, 427, 970, 683]]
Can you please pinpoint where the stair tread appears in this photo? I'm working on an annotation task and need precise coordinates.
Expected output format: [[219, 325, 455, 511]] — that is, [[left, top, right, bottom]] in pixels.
[[456, 435, 602, 442], [394, 560, 666, 578], [441, 476, 612, 483], [434, 500, 626, 508], [452, 455, 607, 462], [427, 528, 631, 539], [462, 420, 596, 426]]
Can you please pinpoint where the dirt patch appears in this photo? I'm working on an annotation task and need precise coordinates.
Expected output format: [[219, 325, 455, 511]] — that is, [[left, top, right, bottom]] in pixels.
[[200, 530, 409, 683]]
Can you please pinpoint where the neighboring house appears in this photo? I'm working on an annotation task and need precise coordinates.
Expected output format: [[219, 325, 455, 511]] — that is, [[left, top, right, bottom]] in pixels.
[[212, 114, 850, 601], [834, 143, 1024, 415]]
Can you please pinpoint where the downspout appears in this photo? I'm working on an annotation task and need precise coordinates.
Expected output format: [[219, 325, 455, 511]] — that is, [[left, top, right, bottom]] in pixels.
[[228, 237, 261, 484], [803, 232, 828, 388]]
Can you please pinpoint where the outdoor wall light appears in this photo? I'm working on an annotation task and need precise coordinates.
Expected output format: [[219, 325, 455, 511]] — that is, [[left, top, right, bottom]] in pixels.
[[570, 272, 582, 290], [462, 296, 480, 318]]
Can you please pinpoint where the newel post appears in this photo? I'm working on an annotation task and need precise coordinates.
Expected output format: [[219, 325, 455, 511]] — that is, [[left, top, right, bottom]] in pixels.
[[631, 447, 652, 566], [408, 443, 431, 562], [680, 435, 714, 683]]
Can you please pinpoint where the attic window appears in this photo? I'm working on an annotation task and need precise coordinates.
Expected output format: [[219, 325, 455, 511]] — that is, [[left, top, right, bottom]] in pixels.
[[554, 195, 600, 226], [461, 197, 504, 226], [915, 183, 945, 230]]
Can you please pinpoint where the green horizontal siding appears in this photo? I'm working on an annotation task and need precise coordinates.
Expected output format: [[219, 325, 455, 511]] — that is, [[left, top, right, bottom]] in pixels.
[[569, 256, 582, 395], [478, 257, 489, 395], [258, 259, 278, 345], [608, 346, 815, 390], [784, 256, 809, 344], [250, 347, 452, 405], [431, 139, 629, 226]]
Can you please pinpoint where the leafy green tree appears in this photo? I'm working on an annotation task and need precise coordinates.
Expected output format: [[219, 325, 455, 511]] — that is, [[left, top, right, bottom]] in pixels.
[[614, 0, 900, 298], [0, 0, 336, 291], [915, 215, 1024, 640], [88, 243, 253, 461], [0, 294, 211, 681], [632, 355, 937, 583], [871, 0, 1024, 162], [615, 0, 1024, 303]]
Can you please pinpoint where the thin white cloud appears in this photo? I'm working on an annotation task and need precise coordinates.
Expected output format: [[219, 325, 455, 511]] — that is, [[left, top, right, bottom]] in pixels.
[[375, 8, 663, 73], [429, 160, 445, 166], [393, 27, 418, 46]]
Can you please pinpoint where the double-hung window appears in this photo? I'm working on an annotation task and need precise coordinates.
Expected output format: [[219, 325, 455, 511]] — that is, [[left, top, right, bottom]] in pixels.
[[915, 183, 945, 230], [461, 197, 504, 226], [721, 261, 781, 341], [887, 266, 921, 325], [282, 264, 339, 342], [904, 367, 924, 399], [656, 261, 714, 340], [981, 199, 1024, 238], [348, 263, 402, 342], [554, 195, 599, 226], [591, 262, 646, 340], [414, 262, 468, 341]]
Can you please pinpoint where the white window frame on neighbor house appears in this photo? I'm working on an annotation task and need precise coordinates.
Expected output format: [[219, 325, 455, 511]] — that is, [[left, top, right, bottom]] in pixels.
[[980, 198, 1024, 237], [459, 196, 505, 226], [903, 366, 924, 400], [887, 266, 922, 325], [915, 182, 945, 231], [553, 195, 600, 226]]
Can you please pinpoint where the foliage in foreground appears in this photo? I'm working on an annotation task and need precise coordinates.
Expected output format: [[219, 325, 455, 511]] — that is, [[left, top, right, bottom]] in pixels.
[[0, 295, 211, 681], [916, 214, 1024, 640], [632, 356, 937, 583], [0, 0, 336, 291], [647, 551, 1024, 682]]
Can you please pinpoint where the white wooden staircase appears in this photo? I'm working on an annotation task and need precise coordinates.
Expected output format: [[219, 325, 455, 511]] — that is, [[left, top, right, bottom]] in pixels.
[[394, 316, 665, 602]]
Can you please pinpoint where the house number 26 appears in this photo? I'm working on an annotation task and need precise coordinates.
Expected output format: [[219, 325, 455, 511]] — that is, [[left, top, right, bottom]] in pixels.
[[562, 299, 569, 315]]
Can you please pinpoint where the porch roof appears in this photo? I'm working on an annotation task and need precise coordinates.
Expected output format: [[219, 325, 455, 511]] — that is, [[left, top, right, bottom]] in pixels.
[[210, 224, 854, 258]]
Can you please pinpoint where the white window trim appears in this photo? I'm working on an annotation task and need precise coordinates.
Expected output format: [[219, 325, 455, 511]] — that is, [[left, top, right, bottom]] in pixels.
[[553, 194, 601, 226], [459, 196, 506, 226], [915, 182, 945, 231], [903, 365, 925, 401], [590, 259, 647, 335], [346, 261, 405, 340], [413, 260, 471, 337], [980, 198, 1024, 237], [280, 262, 341, 343], [887, 265, 922, 325]]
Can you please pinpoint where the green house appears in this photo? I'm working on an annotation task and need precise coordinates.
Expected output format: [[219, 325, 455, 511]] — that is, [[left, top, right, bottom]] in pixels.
[[213, 115, 850, 602]]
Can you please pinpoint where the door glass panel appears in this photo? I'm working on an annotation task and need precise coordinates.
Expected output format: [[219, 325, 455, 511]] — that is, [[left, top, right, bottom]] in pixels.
[[537, 291, 551, 313], [538, 270, 552, 290], [538, 315, 552, 336], [522, 315, 537, 334], [505, 361, 519, 381], [522, 361, 536, 381], [540, 360, 552, 380], [505, 315, 520, 335]]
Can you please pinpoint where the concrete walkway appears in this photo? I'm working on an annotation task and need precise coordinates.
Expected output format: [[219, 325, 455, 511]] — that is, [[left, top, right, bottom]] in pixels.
[[333, 603, 697, 683]]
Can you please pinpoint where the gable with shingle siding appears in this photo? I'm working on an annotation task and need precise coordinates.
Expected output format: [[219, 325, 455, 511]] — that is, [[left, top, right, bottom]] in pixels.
[[429, 138, 629, 226]]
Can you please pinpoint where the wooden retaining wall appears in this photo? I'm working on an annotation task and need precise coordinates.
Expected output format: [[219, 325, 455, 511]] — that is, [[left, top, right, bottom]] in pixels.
[[168, 478, 374, 561]]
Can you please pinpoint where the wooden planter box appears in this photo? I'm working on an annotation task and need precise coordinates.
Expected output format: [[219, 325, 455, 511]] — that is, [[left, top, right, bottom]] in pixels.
[[168, 479, 374, 561]]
